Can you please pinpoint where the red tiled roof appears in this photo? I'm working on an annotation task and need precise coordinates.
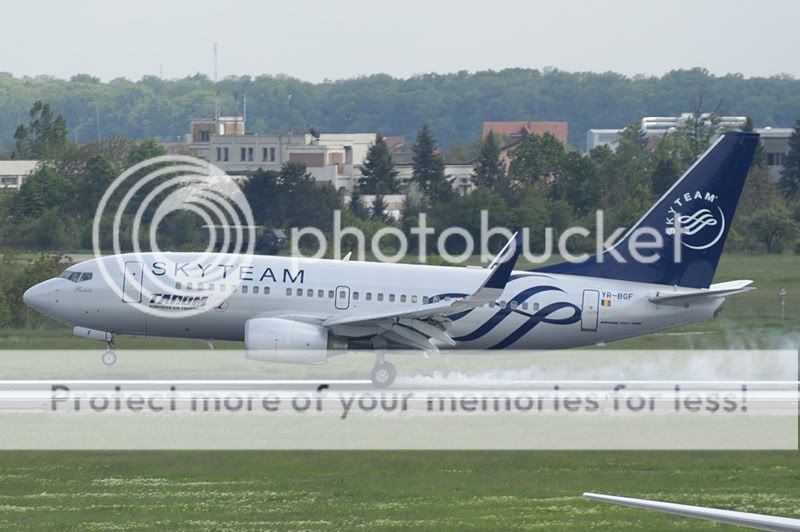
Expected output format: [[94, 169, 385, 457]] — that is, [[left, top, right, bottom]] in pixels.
[[482, 121, 568, 146]]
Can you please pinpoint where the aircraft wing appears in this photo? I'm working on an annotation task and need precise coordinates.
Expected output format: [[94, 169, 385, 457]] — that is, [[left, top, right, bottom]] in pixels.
[[322, 231, 523, 351], [649, 280, 754, 306], [583, 492, 800, 531]]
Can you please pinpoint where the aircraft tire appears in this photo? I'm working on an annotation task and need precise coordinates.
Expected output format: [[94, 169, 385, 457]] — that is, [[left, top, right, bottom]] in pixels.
[[102, 350, 118, 366], [371, 361, 396, 388]]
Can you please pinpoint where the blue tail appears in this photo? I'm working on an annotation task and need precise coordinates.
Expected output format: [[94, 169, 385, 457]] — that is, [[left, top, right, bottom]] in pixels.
[[535, 131, 759, 288]]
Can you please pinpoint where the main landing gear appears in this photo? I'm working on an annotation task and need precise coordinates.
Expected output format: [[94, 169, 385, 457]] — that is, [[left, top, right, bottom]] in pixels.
[[102, 337, 117, 366], [370, 338, 396, 388], [371, 361, 397, 388]]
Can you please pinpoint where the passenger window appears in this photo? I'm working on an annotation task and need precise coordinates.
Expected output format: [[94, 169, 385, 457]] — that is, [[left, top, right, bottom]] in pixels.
[[286, 288, 292, 296], [219, 284, 225, 292], [509, 301, 518, 310], [297, 288, 303, 296], [186, 282, 193, 290], [389, 294, 395, 302], [353, 292, 359, 300], [400, 295, 406, 303], [533, 302, 540, 311], [176, 282, 182, 290], [208, 283, 215, 291], [499, 301, 507, 309], [241, 285, 248, 294], [411, 295, 417, 303], [366, 292, 372, 301], [328, 290, 334, 298], [197, 282, 204, 290], [308, 290, 313, 297], [340, 290, 347, 299], [377, 293, 384, 302], [264, 286, 270, 295], [318, 289, 324, 298], [253, 286, 259, 294], [521, 302, 528, 310], [489, 301, 496, 308], [423, 296, 429, 304]]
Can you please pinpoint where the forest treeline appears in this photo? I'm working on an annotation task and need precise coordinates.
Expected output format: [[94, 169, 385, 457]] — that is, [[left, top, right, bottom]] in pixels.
[[1, 68, 799, 152]]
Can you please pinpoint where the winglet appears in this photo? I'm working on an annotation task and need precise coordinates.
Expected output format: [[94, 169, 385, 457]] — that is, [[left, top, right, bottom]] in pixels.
[[484, 231, 523, 289]]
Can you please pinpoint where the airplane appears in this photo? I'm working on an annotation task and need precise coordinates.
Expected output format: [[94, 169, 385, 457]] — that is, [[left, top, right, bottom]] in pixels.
[[23, 131, 759, 387], [584, 492, 800, 531]]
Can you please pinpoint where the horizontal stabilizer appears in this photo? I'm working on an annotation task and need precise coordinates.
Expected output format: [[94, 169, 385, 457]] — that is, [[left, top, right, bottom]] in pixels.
[[649, 280, 754, 305]]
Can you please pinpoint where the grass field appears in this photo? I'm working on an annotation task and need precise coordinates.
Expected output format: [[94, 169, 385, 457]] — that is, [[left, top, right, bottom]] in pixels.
[[0, 452, 797, 530], [0, 252, 798, 530]]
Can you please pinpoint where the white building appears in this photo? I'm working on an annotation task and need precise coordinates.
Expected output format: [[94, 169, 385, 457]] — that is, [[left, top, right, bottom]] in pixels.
[[0, 160, 38, 190], [183, 117, 476, 194], [586, 114, 750, 152], [755, 127, 794, 181], [586, 129, 623, 152]]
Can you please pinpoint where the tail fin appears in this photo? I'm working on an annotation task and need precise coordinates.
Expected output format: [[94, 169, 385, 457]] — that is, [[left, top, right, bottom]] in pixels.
[[535, 131, 759, 288]]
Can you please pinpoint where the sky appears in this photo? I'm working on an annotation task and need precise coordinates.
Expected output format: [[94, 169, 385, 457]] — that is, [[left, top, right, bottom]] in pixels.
[[2, 0, 798, 82]]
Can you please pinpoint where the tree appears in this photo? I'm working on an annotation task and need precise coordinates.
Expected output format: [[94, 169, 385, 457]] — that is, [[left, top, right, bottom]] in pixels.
[[348, 189, 369, 219], [651, 158, 678, 198], [411, 125, 453, 203], [359, 133, 399, 195], [744, 207, 799, 253], [779, 118, 800, 198], [9, 166, 74, 219], [551, 151, 600, 217], [371, 194, 388, 222], [507, 133, 565, 186], [75, 154, 118, 218], [12, 101, 68, 160], [472, 131, 506, 192]]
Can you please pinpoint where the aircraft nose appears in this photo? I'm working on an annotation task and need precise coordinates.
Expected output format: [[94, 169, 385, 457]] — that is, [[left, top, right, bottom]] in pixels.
[[23, 280, 55, 313]]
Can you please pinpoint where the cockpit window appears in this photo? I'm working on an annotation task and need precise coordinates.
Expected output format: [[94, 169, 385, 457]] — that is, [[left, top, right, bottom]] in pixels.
[[60, 270, 92, 283]]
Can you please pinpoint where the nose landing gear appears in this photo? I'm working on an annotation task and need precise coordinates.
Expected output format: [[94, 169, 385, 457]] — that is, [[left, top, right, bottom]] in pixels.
[[102, 338, 117, 366]]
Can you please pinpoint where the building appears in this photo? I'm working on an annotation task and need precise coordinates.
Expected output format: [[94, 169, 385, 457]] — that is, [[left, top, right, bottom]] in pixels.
[[755, 127, 794, 180], [186, 116, 375, 192], [183, 118, 476, 195], [585, 114, 749, 152], [482, 121, 569, 147], [586, 129, 624, 152], [394, 164, 475, 196], [585, 119, 795, 183], [0, 160, 38, 190]]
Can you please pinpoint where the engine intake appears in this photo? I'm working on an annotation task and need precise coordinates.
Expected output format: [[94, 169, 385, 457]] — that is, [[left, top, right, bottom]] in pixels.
[[245, 317, 346, 364]]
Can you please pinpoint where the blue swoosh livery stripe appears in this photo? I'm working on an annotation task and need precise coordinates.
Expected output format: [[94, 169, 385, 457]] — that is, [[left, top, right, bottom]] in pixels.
[[453, 285, 564, 341]]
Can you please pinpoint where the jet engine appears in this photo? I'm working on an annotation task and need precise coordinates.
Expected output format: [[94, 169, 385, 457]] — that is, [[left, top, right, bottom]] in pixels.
[[244, 317, 347, 364]]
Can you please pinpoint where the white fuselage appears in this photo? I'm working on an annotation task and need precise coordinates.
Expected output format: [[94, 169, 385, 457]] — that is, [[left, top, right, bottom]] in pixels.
[[28, 252, 722, 350]]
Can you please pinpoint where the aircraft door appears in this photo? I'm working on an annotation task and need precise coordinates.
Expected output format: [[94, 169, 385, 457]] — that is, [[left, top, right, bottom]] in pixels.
[[581, 289, 600, 331], [334, 285, 350, 310], [122, 261, 144, 303]]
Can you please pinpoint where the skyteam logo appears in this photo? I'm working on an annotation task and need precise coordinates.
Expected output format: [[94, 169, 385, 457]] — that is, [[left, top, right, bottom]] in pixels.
[[665, 190, 725, 250]]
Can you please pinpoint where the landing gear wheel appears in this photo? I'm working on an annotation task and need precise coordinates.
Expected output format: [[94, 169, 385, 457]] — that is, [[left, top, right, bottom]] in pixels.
[[371, 361, 396, 388], [102, 350, 117, 366]]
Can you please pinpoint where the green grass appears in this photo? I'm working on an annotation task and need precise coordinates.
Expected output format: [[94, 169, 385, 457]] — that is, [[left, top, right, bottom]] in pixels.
[[0, 452, 797, 530], [0, 252, 797, 530]]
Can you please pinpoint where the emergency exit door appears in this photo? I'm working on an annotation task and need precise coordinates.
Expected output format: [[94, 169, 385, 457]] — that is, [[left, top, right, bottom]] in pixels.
[[581, 289, 599, 331]]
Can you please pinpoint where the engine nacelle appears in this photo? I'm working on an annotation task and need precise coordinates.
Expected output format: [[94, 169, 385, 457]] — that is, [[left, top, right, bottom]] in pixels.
[[244, 318, 346, 364]]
